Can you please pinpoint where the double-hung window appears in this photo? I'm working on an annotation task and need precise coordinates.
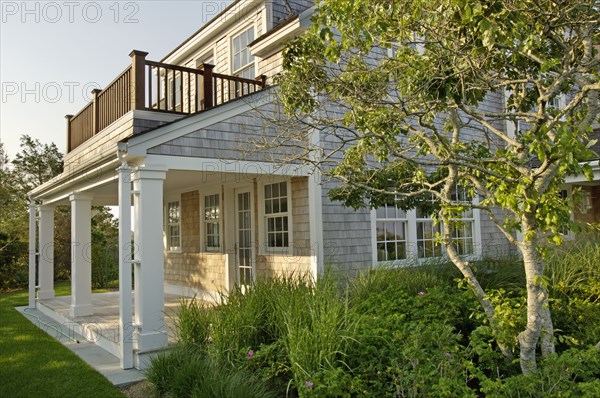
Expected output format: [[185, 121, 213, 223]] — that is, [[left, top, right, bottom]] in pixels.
[[167, 201, 181, 251], [416, 205, 443, 259], [204, 194, 220, 250], [376, 204, 408, 262], [232, 26, 255, 79], [450, 187, 475, 255], [264, 181, 289, 249]]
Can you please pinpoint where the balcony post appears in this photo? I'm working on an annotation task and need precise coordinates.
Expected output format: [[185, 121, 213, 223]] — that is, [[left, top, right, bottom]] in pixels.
[[258, 74, 267, 89], [91, 89, 101, 135], [129, 50, 148, 111], [65, 114, 73, 153], [201, 63, 214, 109]]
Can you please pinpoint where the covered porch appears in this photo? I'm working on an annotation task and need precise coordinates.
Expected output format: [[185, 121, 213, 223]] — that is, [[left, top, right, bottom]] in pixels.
[[27, 151, 317, 369]]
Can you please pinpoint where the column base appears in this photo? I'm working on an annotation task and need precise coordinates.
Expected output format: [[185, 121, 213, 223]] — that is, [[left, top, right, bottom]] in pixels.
[[135, 330, 168, 353], [37, 289, 55, 300], [70, 303, 93, 317]]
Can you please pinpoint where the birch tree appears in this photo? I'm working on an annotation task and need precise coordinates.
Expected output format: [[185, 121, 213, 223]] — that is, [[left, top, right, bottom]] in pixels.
[[273, 0, 599, 373]]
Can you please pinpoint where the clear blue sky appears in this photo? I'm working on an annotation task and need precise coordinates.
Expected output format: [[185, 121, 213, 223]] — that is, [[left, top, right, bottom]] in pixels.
[[1, 0, 233, 158]]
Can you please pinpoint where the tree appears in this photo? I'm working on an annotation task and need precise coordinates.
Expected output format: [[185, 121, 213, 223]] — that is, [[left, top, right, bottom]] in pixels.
[[0, 136, 68, 288], [274, 0, 599, 373]]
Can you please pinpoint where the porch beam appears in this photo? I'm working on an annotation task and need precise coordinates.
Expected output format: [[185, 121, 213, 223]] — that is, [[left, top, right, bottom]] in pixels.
[[132, 166, 168, 362], [118, 163, 134, 369], [69, 193, 94, 317], [37, 205, 55, 300]]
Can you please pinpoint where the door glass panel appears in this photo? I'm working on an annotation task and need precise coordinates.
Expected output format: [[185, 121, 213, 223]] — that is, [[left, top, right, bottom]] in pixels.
[[236, 191, 252, 287]]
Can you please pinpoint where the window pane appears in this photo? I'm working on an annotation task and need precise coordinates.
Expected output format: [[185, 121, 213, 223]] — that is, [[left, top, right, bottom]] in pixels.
[[280, 197, 288, 213]]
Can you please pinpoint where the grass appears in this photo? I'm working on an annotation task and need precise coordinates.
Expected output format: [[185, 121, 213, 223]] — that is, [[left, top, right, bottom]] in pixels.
[[0, 281, 125, 398]]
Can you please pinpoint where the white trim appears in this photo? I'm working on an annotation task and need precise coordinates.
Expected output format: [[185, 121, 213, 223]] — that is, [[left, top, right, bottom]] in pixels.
[[258, 178, 293, 256], [28, 203, 36, 309], [370, 209, 378, 268], [201, 191, 223, 252], [565, 161, 600, 183], [144, 154, 309, 177], [308, 173, 324, 278], [117, 163, 134, 369], [230, 22, 257, 78], [371, 200, 482, 268], [472, 196, 483, 258], [165, 196, 182, 253], [162, 0, 265, 65], [503, 88, 516, 139], [164, 284, 219, 304], [249, 6, 313, 58], [233, 184, 256, 285]]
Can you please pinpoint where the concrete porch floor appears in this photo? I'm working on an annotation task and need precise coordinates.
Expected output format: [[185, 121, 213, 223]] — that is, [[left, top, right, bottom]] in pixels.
[[36, 291, 185, 359]]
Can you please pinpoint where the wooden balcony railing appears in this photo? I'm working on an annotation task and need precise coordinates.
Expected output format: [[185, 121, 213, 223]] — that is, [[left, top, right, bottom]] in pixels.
[[66, 50, 267, 153]]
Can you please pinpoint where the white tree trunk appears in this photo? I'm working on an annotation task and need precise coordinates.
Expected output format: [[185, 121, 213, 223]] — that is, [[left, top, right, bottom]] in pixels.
[[518, 214, 555, 374]]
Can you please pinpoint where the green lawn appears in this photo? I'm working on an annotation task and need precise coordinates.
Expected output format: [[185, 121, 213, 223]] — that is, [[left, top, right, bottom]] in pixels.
[[0, 282, 125, 398]]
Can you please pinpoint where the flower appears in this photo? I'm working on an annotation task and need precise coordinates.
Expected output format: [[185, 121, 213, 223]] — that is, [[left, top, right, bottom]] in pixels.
[[247, 350, 254, 360], [305, 381, 314, 388], [418, 291, 426, 296]]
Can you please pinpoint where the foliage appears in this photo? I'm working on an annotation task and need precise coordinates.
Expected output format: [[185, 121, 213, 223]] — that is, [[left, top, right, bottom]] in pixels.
[[0, 135, 119, 290], [153, 242, 600, 396], [0, 136, 67, 290], [275, 0, 599, 373], [90, 208, 119, 289], [146, 347, 277, 398], [480, 347, 600, 397], [173, 273, 357, 396]]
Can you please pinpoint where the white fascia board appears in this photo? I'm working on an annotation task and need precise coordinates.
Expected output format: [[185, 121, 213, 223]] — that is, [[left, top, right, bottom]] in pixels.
[[144, 154, 309, 177], [29, 158, 120, 199], [250, 6, 314, 58], [163, 0, 264, 65], [125, 89, 274, 156], [565, 161, 600, 184], [250, 17, 302, 57]]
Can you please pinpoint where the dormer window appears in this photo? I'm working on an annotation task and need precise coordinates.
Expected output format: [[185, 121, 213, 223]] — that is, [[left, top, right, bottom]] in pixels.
[[232, 26, 255, 79]]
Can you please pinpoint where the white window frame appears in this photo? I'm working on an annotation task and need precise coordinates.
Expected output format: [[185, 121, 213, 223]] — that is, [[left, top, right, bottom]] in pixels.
[[166, 199, 181, 252], [371, 193, 482, 267], [374, 203, 409, 265], [231, 24, 256, 79], [202, 192, 222, 252], [259, 179, 293, 255]]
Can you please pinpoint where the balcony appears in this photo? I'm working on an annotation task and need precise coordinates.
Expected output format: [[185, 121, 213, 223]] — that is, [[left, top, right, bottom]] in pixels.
[[65, 50, 267, 153]]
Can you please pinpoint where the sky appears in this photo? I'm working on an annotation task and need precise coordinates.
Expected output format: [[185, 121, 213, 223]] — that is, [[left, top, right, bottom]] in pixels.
[[1, 0, 234, 159]]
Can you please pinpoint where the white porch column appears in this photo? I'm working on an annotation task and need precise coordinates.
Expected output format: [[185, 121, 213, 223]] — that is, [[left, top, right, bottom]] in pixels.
[[28, 203, 37, 309], [308, 173, 324, 280], [69, 193, 94, 317], [118, 164, 134, 369], [132, 166, 167, 353], [308, 127, 325, 280], [37, 205, 55, 300]]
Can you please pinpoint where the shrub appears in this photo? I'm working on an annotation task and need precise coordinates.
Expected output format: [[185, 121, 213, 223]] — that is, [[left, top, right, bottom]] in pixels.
[[150, 244, 600, 397], [480, 347, 600, 397], [146, 347, 277, 398]]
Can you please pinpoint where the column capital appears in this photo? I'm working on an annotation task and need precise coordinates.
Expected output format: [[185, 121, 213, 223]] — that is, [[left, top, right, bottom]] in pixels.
[[38, 204, 56, 212], [69, 192, 94, 202], [133, 165, 167, 181]]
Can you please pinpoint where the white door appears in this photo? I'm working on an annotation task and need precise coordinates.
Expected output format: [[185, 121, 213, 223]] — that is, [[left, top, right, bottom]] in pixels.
[[235, 189, 254, 287]]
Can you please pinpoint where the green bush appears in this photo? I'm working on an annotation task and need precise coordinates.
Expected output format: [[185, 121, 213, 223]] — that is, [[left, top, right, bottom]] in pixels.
[[480, 347, 600, 397], [146, 347, 277, 398], [149, 241, 600, 397]]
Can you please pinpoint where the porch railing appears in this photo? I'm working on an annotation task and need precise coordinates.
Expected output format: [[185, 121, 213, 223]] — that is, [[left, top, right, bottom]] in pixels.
[[66, 50, 267, 153]]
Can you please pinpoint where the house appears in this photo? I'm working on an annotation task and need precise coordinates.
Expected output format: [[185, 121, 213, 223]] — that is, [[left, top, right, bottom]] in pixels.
[[26, 0, 597, 370], [563, 129, 600, 226]]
